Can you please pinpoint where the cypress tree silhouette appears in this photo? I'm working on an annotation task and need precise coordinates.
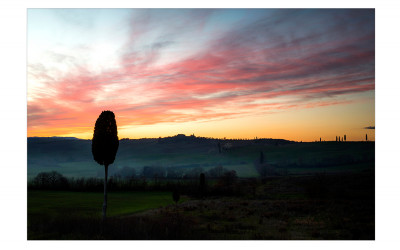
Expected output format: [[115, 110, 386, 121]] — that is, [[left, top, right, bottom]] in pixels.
[[259, 151, 264, 164], [92, 110, 119, 221], [336, 136, 338, 142], [366, 134, 368, 141], [344, 135, 346, 141]]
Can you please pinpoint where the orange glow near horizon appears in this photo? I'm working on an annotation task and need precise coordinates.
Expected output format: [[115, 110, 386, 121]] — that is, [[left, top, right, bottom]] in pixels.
[[28, 96, 375, 142]]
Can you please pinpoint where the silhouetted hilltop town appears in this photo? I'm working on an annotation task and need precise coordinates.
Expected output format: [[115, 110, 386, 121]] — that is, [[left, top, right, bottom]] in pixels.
[[121, 133, 294, 146]]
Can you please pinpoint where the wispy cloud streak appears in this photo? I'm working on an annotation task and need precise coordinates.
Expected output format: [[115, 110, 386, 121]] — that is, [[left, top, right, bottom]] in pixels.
[[27, 9, 375, 136]]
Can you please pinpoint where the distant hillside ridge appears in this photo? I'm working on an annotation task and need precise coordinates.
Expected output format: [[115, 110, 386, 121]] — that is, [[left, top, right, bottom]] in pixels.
[[28, 137, 82, 143], [27, 134, 294, 179], [28, 134, 295, 143], [28, 134, 374, 179]]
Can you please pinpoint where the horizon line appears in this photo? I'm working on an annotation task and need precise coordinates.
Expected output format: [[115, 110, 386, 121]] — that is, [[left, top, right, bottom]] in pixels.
[[27, 134, 375, 142]]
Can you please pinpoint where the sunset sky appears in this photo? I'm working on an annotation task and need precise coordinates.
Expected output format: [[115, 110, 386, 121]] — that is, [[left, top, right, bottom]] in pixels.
[[27, 9, 375, 141]]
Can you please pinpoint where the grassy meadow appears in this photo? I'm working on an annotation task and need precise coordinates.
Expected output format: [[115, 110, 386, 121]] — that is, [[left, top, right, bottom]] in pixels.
[[28, 191, 181, 218]]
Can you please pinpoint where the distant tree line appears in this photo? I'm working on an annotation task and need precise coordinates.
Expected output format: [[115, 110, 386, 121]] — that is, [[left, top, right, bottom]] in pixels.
[[28, 167, 240, 197], [30, 171, 69, 190]]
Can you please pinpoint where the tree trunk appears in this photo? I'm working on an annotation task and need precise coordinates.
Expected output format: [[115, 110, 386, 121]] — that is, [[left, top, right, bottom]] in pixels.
[[103, 164, 108, 222]]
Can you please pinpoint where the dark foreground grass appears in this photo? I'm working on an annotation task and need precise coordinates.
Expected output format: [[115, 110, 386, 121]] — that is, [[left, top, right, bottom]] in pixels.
[[28, 171, 374, 240], [28, 191, 178, 217], [28, 191, 183, 239]]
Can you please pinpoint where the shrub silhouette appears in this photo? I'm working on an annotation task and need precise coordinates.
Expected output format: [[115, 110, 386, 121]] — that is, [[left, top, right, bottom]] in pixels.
[[32, 171, 68, 189], [172, 188, 180, 205], [92, 110, 119, 221]]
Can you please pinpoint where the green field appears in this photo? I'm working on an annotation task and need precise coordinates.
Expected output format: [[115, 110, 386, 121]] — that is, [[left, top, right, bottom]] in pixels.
[[28, 190, 181, 218]]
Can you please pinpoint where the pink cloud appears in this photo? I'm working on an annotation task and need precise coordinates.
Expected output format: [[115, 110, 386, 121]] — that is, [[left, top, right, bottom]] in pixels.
[[28, 9, 374, 137]]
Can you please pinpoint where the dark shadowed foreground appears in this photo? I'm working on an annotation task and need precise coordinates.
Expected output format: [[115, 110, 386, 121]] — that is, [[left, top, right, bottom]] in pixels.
[[28, 170, 374, 240]]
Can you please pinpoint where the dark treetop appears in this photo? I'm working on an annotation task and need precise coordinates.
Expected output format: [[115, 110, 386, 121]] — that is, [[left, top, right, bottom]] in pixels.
[[92, 110, 119, 166]]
